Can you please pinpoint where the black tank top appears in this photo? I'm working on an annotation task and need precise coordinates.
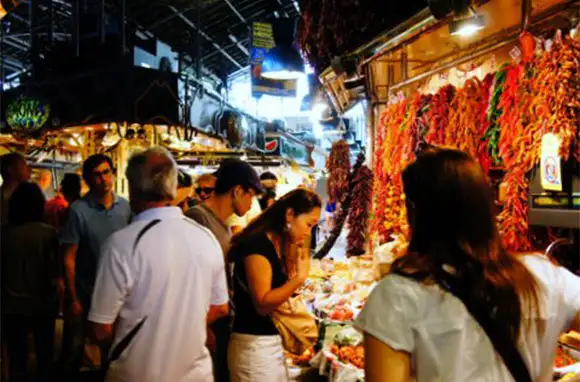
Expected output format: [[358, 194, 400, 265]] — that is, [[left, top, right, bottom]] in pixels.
[[231, 232, 288, 335]]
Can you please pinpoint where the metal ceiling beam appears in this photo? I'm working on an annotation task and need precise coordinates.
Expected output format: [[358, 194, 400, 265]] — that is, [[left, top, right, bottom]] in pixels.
[[145, 6, 197, 32], [8, 36, 30, 47], [1, 37, 28, 51], [222, 0, 247, 24], [204, 38, 249, 60], [166, 4, 243, 69], [2, 57, 24, 69]]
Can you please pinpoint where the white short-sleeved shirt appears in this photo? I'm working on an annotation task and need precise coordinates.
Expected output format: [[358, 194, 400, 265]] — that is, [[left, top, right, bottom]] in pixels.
[[355, 255, 580, 382], [89, 207, 228, 382]]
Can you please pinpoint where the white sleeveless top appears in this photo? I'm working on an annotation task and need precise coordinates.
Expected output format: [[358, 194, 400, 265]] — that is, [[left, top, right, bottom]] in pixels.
[[355, 255, 580, 382]]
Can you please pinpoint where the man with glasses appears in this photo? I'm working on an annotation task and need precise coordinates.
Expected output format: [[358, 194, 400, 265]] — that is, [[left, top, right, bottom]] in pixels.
[[185, 159, 263, 382], [196, 173, 216, 202], [60, 154, 132, 381]]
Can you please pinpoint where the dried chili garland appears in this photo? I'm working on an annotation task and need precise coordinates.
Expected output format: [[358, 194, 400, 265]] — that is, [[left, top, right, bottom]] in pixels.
[[347, 165, 373, 256], [327, 140, 351, 204], [446, 78, 487, 159], [424, 85, 456, 146], [371, 97, 417, 244], [498, 37, 580, 252], [371, 37, 579, 250], [484, 65, 508, 165], [477, 73, 495, 174], [315, 153, 365, 260]]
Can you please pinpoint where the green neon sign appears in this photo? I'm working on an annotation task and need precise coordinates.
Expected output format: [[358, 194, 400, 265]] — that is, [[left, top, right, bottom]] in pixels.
[[6, 98, 51, 132]]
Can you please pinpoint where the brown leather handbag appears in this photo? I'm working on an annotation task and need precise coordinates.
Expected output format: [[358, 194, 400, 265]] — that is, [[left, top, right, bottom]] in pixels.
[[270, 296, 319, 355]]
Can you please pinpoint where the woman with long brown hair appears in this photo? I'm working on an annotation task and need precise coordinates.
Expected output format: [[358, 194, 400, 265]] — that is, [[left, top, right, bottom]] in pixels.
[[227, 188, 321, 382], [356, 148, 580, 381]]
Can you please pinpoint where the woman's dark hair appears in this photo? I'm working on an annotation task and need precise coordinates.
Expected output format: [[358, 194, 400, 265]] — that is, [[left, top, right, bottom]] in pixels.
[[82, 154, 114, 182], [61, 173, 82, 202], [9, 181, 46, 225], [391, 148, 540, 345], [229, 188, 321, 263], [259, 189, 277, 211]]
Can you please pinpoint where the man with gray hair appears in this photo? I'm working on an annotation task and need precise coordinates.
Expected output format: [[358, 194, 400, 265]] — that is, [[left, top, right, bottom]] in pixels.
[[88, 147, 229, 382]]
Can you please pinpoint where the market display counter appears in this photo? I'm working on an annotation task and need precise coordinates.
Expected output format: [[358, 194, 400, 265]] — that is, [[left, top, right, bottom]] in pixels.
[[286, 259, 580, 381], [284, 258, 374, 381]]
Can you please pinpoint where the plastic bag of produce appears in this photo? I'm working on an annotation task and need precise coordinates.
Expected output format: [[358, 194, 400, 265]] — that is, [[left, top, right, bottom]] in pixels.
[[334, 327, 363, 347], [375, 234, 408, 277]]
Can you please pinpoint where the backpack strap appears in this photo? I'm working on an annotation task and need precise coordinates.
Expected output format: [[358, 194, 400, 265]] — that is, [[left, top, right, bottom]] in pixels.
[[132, 219, 161, 256]]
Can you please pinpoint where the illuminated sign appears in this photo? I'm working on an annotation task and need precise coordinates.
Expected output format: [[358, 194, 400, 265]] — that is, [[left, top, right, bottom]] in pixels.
[[6, 98, 51, 132], [265, 135, 310, 166], [540, 133, 562, 192], [250, 22, 297, 97]]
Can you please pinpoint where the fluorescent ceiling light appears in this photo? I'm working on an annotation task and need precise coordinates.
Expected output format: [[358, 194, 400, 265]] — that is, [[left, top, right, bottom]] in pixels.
[[310, 103, 328, 122], [261, 70, 302, 80], [262, 45, 305, 80], [449, 14, 485, 37]]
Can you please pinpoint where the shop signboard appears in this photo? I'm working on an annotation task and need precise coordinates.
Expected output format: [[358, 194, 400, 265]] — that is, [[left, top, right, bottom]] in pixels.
[[540, 133, 562, 192], [250, 21, 297, 98], [5, 97, 50, 133], [265, 134, 311, 166]]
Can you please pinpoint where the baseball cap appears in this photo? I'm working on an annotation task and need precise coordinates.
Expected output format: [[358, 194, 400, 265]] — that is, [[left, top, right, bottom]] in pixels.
[[214, 158, 264, 195], [177, 170, 193, 189]]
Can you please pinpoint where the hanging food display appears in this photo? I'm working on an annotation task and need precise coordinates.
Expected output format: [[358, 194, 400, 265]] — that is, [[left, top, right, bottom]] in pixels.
[[446, 77, 487, 160], [484, 66, 508, 166], [424, 85, 456, 146], [326, 139, 351, 204], [372, 35, 580, 253], [347, 165, 373, 256]]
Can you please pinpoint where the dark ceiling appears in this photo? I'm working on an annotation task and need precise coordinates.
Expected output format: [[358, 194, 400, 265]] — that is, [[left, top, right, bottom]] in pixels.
[[1, 0, 300, 84]]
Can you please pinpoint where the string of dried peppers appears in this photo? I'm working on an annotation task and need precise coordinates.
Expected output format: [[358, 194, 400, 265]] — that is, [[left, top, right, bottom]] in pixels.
[[372, 36, 579, 252], [347, 165, 373, 256], [484, 65, 509, 165], [446, 77, 487, 159], [424, 85, 456, 146], [498, 37, 580, 251], [327, 140, 351, 204]]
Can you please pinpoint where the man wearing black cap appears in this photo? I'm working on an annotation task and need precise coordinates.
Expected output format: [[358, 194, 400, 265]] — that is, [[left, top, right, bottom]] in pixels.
[[185, 158, 263, 382]]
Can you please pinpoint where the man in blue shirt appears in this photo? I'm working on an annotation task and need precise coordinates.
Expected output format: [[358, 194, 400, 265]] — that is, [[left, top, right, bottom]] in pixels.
[[60, 154, 132, 380]]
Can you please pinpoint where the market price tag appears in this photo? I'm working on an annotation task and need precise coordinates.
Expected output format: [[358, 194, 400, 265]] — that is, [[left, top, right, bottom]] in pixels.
[[510, 46, 522, 63], [490, 54, 497, 71], [540, 133, 563, 192]]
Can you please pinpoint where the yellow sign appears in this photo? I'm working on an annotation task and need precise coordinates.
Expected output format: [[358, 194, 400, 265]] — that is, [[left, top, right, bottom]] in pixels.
[[540, 133, 562, 192]]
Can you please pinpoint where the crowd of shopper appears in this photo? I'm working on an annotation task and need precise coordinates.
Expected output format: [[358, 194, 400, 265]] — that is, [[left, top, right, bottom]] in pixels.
[[1, 146, 579, 382], [0, 147, 311, 382]]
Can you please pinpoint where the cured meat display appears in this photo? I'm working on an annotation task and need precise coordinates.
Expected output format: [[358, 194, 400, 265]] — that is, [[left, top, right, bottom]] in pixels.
[[372, 35, 580, 251]]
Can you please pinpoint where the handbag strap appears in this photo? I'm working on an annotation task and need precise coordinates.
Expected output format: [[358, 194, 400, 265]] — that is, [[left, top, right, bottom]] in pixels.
[[234, 271, 296, 314], [439, 275, 532, 382]]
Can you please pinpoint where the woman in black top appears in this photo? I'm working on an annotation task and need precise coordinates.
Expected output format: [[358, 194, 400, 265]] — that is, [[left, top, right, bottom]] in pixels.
[[227, 189, 321, 382]]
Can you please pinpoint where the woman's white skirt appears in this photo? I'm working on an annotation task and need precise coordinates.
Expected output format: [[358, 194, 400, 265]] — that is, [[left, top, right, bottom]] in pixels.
[[228, 333, 289, 382]]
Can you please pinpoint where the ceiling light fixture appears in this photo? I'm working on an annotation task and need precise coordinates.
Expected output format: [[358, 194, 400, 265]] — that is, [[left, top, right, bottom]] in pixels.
[[449, 13, 485, 37], [310, 103, 328, 122]]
